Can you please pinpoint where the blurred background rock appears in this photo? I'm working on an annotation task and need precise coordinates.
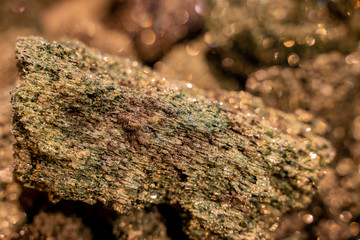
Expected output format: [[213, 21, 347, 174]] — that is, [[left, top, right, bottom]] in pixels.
[[1, 0, 360, 239]]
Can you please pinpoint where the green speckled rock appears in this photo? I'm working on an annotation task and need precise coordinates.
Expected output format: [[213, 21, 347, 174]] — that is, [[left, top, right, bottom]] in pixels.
[[12, 37, 334, 239]]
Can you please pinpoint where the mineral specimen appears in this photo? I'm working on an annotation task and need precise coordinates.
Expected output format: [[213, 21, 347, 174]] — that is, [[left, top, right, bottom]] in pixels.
[[12, 37, 334, 239]]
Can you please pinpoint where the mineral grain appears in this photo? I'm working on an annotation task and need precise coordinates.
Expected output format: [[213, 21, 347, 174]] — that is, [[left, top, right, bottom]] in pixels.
[[12, 37, 335, 239]]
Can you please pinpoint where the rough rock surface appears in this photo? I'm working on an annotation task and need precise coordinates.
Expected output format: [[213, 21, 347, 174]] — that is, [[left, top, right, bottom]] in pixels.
[[12, 37, 335, 239]]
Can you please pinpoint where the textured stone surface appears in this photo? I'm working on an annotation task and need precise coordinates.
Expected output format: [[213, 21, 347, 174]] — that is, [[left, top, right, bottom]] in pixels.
[[12, 37, 334, 239]]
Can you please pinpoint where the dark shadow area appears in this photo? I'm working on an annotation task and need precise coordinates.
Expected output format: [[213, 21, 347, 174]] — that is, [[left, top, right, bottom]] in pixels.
[[157, 203, 190, 240], [18, 187, 117, 240]]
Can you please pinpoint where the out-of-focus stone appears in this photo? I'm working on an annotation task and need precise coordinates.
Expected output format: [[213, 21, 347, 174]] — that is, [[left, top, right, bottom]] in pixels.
[[155, 39, 221, 90], [246, 51, 360, 148], [113, 207, 169, 240], [246, 50, 360, 240], [0, 87, 26, 240], [0, 0, 54, 32], [105, 0, 204, 64], [202, 0, 360, 89], [42, 0, 136, 59], [0, 87, 13, 169], [16, 212, 92, 240]]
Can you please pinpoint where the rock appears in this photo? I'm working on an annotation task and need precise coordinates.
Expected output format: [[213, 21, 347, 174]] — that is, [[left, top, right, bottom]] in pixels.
[[113, 207, 169, 240], [0, 87, 14, 169], [41, 0, 136, 59], [155, 39, 222, 90], [16, 211, 92, 240], [12, 37, 334, 239], [104, 0, 204, 64], [202, 0, 360, 88], [246, 51, 360, 149], [0, 86, 26, 240], [246, 50, 360, 240]]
